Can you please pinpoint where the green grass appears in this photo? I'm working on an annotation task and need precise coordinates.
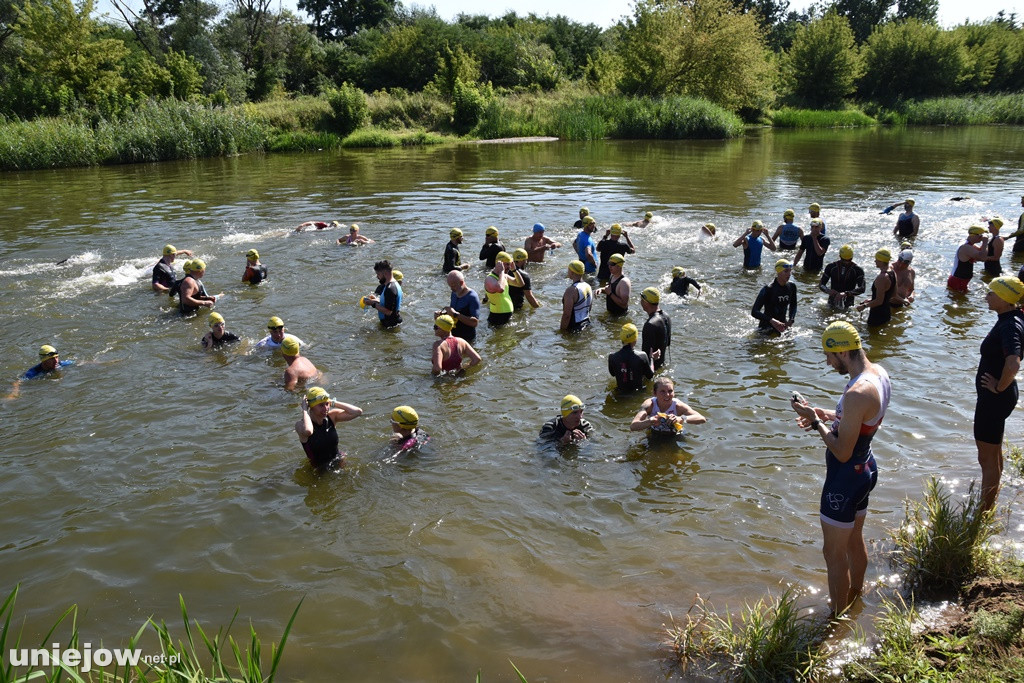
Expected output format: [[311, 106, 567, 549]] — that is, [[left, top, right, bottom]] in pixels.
[[367, 89, 453, 131], [890, 477, 997, 598], [1005, 443, 1024, 479], [267, 130, 342, 152], [874, 93, 1024, 125], [771, 108, 877, 128], [242, 96, 332, 132], [340, 127, 450, 148]]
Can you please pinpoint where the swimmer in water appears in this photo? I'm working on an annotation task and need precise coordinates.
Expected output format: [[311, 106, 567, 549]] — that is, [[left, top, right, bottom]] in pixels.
[[572, 207, 589, 230], [982, 216, 1005, 277], [484, 252, 522, 327], [889, 198, 919, 238], [440, 270, 481, 342], [431, 314, 481, 374], [947, 225, 989, 293], [540, 394, 594, 445], [772, 209, 803, 250], [479, 226, 506, 269], [640, 287, 671, 371], [362, 260, 403, 329], [295, 220, 339, 232], [560, 260, 593, 332], [524, 223, 561, 263], [597, 253, 631, 316], [608, 323, 653, 392], [669, 267, 701, 297], [443, 228, 470, 273], [856, 249, 896, 327], [338, 224, 374, 245], [241, 249, 267, 285], [295, 387, 362, 471], [509, 248, 541, 310], [282, 336, 319, 391], [733, 221, 777, 269], [626, 211, 654, 228], [819, 245, 865, 309], [889, 249, 916, 307], [596, 224, 635, 283], [201, 312, 241, 349], [793, 219, 830, 274], [700, 222, 717, 239], [629, 376, 706, 435], [6, 345, 76, 399], [254, 316, 306, 350], [177, 259, 216, 314], [390, 405, 429, 451], [752, 259, 797, 333], [152, 244, 193, 292]]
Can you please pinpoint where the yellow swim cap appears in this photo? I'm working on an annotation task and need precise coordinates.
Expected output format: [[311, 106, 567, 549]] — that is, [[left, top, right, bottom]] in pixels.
[[568, 260, 585, 275], [246, 249, 259, 260], [350, 224, 359, 232], [751, 220, 764, 231], [392, 269, 403, 282], [672, 266, 686, 278], [209, 312, 225, 327], [988, 216, 1004, 229], [839, 244, 854, 260], [583, 216, 596, 226], [822, 321, 862, 353], [560, 394, 585, 417], [900, 240, 913, 250], [450, 228, 463, 239], [703, 223, 716, 234], [391, 405, 419, 428], [784, 209, 795, 219], [281, 336, 300, 356], [875, 248, 892, 263], [495, 251, 513, 263], [610, 223, 623, 236], [435, 314, 455, 332], [905, 198, 915, 207], [331, 220, 341, 227], [163, 244, 177, 256], [989, 277, 1024, 305], [38, 345, 58, 358], [486, 226, 499, 237], [181, 260, 194, 273], [191, 258, 206, 271], [580, 206, 589, 216], [608, 253, 625, 266], [810, 218, 823, 228], [306, 386, 331, 408], [641, 286, 661, 304], [775, 259, 793, 272], [512, 248, 529, 261], [268, 316, 284, 329], [645, 211, 653, 219], [809, 202, 821, 212], [968, 225, 986, 236], [621, 323, 638, 344]]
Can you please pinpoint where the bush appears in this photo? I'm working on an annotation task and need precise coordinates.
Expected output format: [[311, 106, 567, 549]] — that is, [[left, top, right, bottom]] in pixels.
[[772, 108, 876, 127], [367, 89, 452, 130], [860, 20, 967, 103], [473, 98, 545, 139], [325, 83, 369, 136], [243, 96, 332, 131], [783, 12, 862, 109], [452, 78, 487, 134]]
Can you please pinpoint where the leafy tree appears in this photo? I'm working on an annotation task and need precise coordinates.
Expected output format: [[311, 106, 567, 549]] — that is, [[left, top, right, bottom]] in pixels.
[[953, 20, 1024, 92], [537, 14, 604, 79], [729, 0, 795, 50], [325, 81, 367, 134], [431, 42, 480, 98], [831, 0, 893, 43], [478, 22, 560, 89], [1, 0, 22, 49], [859, 19, 966, 102], [895, 0, 937, 24], [298, 0, 395, 39], [782, 10, 861, 108], [618, 0, 775, 114]]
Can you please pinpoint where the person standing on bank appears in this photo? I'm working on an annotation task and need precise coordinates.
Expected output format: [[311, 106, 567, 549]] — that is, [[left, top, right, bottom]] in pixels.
[[974, 277, 1024, 512], [596, 223, 636, 282], [363, 260, 403, 329], [509, 248, 541, 310], [598, 253, 631, 316], [857, 248, 896, 327], [152, 244, 193, 292], [443, 228, 470, 273], [733, 220, 777, 269], [640, 287, 670, 371], [484, 251, 522, 327], [793, 218, 830, 274], [479, 226, 506, 269], [295, 387, 362, 471], [791, 321, 891, 618], [560, 260, 593, 333], [752, 259, 797, 333]]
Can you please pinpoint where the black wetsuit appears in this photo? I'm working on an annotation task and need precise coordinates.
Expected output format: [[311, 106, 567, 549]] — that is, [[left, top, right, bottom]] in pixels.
[[479, 241, 505, 268], [509, 268, 532, 311], [243, 264, 268, 284], [375, 280, 402, 328], [984, 238, 1002, 276], [608, 345, 653, 392], [752, 280, 797, 331], [605, 275, 628, 315], [975, 309, 1024, 444], [642, 310, 671, 370], [302, 416, 343, 470], [799, 234, 831, 273], [152, 260, 174, 290], [540, 415, 594, 442], [670, 277, 701, 297], [895, 213, 916, 238], [177, 275, 208, 314], [205, 332, 241, 348], [819, 260, 866, 308], [596, 239, 632, 281], [866, 271, 897, 326], [442, 242, 462, 273]]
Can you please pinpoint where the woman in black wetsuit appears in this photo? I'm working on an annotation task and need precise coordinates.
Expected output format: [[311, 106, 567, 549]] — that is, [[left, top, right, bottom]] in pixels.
[[975, 277, 1024, 512], [295, 387, 364, 471]]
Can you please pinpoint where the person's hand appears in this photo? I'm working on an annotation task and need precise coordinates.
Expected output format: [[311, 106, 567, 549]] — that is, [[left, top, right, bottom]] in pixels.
[[982, 372, 1001, 394], [569, 429, 587, 443], [652, 349, 662, 361], [771, 319, 787, 333], [791, 397, 816, 422], [301, 397, 309, 411]]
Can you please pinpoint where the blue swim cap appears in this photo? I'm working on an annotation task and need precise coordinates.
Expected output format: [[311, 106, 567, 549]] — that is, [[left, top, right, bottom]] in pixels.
[[533, 223, 545, 232]]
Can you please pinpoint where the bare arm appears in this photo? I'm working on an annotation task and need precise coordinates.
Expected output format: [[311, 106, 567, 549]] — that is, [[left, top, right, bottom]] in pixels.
[[858, 273, 891, 310], [431, 341, 444, 375], [761, 232, 777, 251], [608, 278, 630, 310], [793, 384, 876, 463], [630, 401, 655, 431], [328, 402, 363, 422], [295, 400, 314, 441], [462, 340, 482, 368], [560, 288, 574, 331], [525, 290, 541, 308], [181, 281, 213, 309], [677, 401, 706, 425]]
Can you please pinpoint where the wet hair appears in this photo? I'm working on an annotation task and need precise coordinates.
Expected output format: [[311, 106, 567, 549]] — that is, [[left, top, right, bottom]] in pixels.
[[653, 376, 674, 392], [374, 259, 392, 273]]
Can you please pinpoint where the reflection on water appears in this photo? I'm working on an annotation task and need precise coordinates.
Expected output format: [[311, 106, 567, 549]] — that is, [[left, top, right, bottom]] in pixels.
[[1, 128, 1024, 680]]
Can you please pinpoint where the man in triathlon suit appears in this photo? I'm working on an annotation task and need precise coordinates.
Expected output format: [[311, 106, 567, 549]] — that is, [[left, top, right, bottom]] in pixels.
[[640, 287, 671, 370], [598, 253, 631, 316], [364, 260, 403, 328], [669, 267, 701, 297], [431, 314, 481, 374], [282, 337, 319, 391], [509, 249, 541, 310], [733, 221, 777, 269], [524, 223, 561, 263], [337, 224, 374, 245], [608, 323, 654, 392], [629, 376, 706, 436], [983, 216, 1005, 277], [540, 394, 594, 445], [857, 248, 896, 326], [443, 229, 470, 273], [947, 225, 989, 293], [794, 219, 830, 274], [484, 252, 522, 327], [241, 249, 267, 285], [152, 244, 193, 292], [560, 260, 593, 332], [819, 245, 865, 309], [891, 198, 919, 239], [479, 226, 506, 269], [772, 209, 803, 250], [441, 270, 481, 341], [575, 216, 599, 274], [201, 312, 241, 349], [178, 259, 216, 314], [295, 387, 362, 471], [752, 259, 797, 333], [254, 316, 306, 350], [889, 250, 916, 307], [791, 321, 891, 617], [596, 223, 636, 282]]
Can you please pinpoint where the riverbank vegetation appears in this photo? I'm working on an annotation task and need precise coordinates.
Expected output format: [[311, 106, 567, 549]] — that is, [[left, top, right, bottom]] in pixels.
[[665, 477, 1024, 681], [1, 0, 1023, 169]]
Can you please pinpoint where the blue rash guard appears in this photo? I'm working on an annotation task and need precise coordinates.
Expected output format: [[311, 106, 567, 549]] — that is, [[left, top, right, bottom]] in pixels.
[[576, 231, 597, 274], [743, 235, 765, 269], [23, 359, 75, 379]]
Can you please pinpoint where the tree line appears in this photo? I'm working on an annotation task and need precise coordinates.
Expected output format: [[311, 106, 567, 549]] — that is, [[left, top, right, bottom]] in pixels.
[[1, 0, 1022, 123]]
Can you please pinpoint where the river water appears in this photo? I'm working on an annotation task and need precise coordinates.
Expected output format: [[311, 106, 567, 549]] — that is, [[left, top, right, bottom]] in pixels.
[[1, 127, 1023, 681]]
